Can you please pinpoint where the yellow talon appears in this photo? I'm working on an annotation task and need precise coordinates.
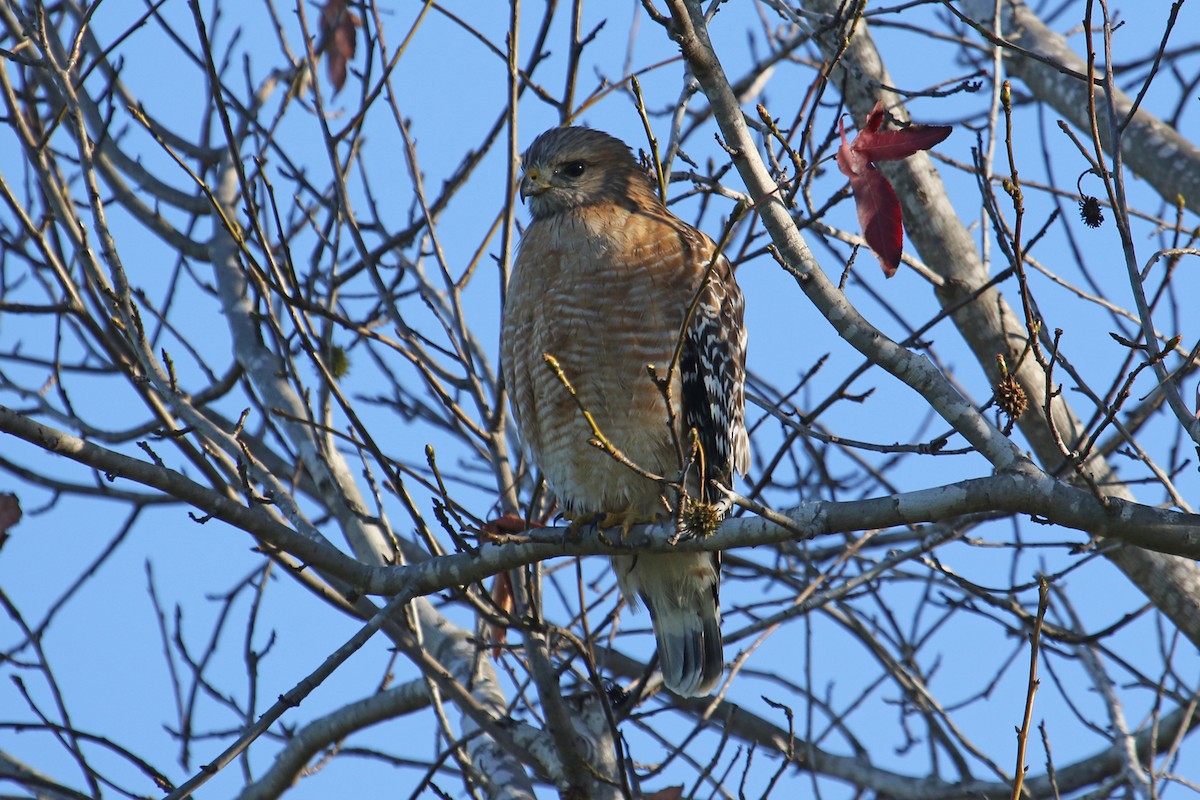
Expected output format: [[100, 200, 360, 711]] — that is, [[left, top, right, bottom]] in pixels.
[[595, 510, 659, 544], [561, 508, 589, 541], [564, 509, 660, 544]]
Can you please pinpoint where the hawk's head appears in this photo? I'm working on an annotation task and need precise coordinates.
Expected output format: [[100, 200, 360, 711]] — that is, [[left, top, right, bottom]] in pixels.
[[519, 126, 659, 220]]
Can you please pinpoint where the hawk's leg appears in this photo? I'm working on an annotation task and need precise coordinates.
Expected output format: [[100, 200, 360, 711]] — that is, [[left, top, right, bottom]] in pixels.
[[559, 508, 590, 543], [562, 509, 659, 546]]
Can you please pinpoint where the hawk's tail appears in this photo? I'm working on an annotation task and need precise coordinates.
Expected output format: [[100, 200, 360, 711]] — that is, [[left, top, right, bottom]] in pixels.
[[650, 588, 723, 697], [615, 552, 724, 697]]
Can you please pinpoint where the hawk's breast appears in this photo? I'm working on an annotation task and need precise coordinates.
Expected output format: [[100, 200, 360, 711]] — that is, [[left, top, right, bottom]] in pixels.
[[503, 203, 708, 515]]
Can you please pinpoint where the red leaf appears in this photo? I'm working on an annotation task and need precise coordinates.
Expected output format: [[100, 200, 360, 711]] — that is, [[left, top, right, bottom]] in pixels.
[[850, 165, 904, 277], [480, 515, 544, 660], [320, 0, 360, 94], [482, 513, 543, 537], [851, 103, 952, 162], [488, 571, 515, 659], [835, 101, 952, 276]]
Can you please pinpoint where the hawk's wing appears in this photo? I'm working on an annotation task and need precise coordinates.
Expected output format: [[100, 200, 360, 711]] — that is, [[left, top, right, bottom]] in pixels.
[[679, 246, 750, 492]]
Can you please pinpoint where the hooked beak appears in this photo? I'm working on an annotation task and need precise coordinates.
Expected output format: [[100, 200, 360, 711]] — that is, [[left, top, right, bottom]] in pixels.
[[519, 166, 550, 203]]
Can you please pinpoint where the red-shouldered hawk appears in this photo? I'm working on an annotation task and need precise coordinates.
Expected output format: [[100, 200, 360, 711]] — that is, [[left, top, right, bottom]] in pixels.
[[501, 126, 748, 697]]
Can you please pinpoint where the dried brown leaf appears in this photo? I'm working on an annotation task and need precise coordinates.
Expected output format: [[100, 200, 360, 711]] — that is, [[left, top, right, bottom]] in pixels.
[[0, 492, 20, 534], [319, 0, 360, 94], [641, 787, 684, 800]]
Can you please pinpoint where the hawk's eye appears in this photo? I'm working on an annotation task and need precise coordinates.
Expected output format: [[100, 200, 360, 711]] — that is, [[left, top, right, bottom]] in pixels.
[[560, 161, 587, 179]]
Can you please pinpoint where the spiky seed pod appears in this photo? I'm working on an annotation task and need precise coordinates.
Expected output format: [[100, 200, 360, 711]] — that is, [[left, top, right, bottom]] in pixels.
[[997, 373, 1029, 421], [328, 345, 350, 379], [1079, 195, 1104, 228], [680, 495, 723, 539]]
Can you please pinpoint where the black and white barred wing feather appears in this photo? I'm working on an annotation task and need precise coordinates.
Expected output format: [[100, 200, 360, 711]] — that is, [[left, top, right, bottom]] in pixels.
[[680, 252, 750, 498]]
